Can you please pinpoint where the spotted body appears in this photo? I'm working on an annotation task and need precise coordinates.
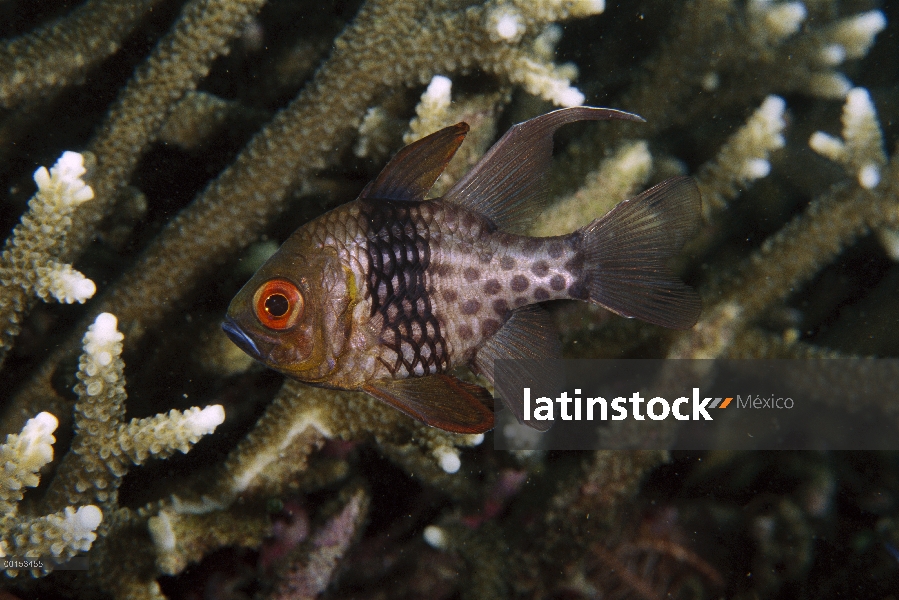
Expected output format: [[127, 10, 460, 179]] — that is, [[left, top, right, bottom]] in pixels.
[[224, 107, 702, 433]]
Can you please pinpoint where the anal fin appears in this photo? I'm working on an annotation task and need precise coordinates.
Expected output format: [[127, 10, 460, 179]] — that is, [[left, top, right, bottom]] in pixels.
[[363, 374, 494, 434], [473, 305, 563, 431]]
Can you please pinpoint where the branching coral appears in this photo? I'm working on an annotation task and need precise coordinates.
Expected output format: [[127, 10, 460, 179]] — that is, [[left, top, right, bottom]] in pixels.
[[1, 413, 104, 577], [1, 0, 898, 598], [1, 312, 224, 589], [0, 152, 96, 365]]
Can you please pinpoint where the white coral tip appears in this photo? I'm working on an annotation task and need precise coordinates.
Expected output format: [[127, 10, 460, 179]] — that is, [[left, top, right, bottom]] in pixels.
[[148, 511, 177, 551], [742, 158, 771, 179], [75, 505, 102, 531], [820, 44, 846, 65], [557, 86, 586, 108], [49, 267, 96, 303], [858, 164, 881, 189], [851, 11, 887, 37], [56, 151, 88, 181], [20, 412, 58, 468], [425, 75, 452, 104], [91, 313, 121, 343], [494, 10, 524, 41], [33, 166, 51, 189], [435, 448, 461, 473], [809, 72, 852, 99], [571, 0, 605, 15], [766, 3, 807, 38], [25, 412, 59, 439], [423, 525, 448, 549], [759, 95, 786, 122], [185, 405, 225, 435], [845, 87, 874, 119], [808, 131, 844, 159]]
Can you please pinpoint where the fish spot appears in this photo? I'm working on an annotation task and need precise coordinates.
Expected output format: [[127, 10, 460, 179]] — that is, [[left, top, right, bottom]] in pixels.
[[436, 263, 453, 277], [568, 281, 588, 300], [483, 279, 502, 295], [463, 266, 480, 282], [564, 253, 585, 274], [500, 256, 516, 270], [479, 252, 493, 265], [534, 287, 550, 301], [514, 296, 528, 307], [481, 319, 501, 337], [458, 324, 474, 340], [461, 212, 477, 229], [523, 238, 542, 252], [492, 298, 509, 316], [442, 289, 458, 302], [510, 275, 529, 292], [531, 261, 549, 277], [548, 242, 564, 259], [549, 274, 566, 291], [461, 299, 481, 315]]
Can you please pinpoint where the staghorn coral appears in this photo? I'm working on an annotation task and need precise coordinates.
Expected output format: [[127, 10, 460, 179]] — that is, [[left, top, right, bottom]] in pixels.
[[1, 413, 104, 578], [0, 152, 96, 365], [2, 0, 899, 599]]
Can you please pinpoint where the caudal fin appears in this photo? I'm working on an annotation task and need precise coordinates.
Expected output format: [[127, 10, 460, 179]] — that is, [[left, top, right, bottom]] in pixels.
[[580, 176, 702, 329]]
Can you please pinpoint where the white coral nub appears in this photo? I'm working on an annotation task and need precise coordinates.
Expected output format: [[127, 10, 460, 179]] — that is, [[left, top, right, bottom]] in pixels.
[[1, 412, 58, 511], [767, 2, 806, 38], [17, 412, 57, 469], [423, 525, 448, 549], [33, 151, 94, 209], [749, 0, 807, 44], [434, 447, 461, 473], [809, 87, 885, 190], [573, 0, 605, 15], [489, 7, 525, 42], [183, 405, 226, 436], [830, 11, 886, 60], [59, 505, 103, 552], [42, 263, 97, 303], [424, 75, 452, 109], [84, 313, 124, 371]]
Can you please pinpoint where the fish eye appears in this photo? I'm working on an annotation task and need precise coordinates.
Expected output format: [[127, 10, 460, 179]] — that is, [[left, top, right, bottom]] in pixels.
[[254, 279, 304, 330]]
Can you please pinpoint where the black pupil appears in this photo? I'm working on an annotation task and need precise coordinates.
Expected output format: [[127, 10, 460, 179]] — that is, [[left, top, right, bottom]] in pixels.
[[264, 294, 290, 317]]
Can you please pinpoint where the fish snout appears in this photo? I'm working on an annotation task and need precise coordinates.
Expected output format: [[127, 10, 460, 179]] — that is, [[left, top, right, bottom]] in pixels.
[[221, 316, 261, 360]]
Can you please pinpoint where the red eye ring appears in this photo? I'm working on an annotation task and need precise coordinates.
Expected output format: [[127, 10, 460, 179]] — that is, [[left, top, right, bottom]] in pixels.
[[254, 279, 304, 330]]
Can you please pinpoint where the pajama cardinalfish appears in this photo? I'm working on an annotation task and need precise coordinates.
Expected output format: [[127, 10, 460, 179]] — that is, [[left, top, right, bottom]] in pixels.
[[222, 107, 701, 434]]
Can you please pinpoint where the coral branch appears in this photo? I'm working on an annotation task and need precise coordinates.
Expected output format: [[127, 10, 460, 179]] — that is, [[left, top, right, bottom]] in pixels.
[[0, 151, 96, 365]]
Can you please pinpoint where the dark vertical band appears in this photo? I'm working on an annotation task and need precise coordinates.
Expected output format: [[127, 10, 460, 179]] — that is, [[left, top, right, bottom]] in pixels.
[[362, 200, 448, 376]]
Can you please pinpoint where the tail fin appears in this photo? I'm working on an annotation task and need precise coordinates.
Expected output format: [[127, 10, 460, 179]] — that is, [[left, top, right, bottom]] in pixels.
[[579, 176, 702, 329]]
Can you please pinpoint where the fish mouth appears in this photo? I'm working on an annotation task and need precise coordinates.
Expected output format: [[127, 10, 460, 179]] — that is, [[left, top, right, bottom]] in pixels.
[[221, 317, 261, 360]]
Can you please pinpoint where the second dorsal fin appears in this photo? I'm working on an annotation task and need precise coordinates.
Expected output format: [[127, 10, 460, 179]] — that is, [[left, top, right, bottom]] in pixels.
[[361, 122, 469, 202], [442, 107, 644, 232]]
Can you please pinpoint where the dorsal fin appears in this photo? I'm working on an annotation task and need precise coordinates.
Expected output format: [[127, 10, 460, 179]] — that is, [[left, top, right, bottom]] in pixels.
[[361, 122, 469, 202], [442, 107, 644, 232]]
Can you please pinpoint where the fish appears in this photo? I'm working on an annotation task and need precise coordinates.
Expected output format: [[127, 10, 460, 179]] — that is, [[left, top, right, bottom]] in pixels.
[[222, 107, 701, 434]]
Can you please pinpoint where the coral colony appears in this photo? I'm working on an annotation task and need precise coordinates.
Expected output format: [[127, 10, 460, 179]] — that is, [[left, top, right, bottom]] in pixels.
[[1, 0, 898, 598]]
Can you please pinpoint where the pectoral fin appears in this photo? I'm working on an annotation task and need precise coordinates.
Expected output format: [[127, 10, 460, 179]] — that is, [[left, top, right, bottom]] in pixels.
[[363, 374, 494, 434], [361, 123, 470, 202], [473, 305, 563, 431]]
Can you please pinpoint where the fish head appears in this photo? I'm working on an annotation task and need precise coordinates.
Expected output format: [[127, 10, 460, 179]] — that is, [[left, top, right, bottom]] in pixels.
[[223, 235, 352, 382]]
